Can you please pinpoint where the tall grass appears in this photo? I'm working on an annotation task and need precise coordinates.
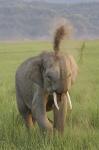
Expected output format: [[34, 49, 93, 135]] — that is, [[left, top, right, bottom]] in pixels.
[[0, 40, 99, 150]]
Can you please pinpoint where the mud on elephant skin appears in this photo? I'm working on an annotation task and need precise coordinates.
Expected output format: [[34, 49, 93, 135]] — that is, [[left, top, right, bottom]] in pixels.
[[15, 23, 78, 134]]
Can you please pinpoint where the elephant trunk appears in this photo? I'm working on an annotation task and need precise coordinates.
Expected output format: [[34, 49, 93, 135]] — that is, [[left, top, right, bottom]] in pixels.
[[53, 93, 67, 134]]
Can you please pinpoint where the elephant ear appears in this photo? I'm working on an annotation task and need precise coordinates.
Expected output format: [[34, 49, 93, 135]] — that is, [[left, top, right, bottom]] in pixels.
[[28, 56, 44, 88], [68, 55, 78, 84]]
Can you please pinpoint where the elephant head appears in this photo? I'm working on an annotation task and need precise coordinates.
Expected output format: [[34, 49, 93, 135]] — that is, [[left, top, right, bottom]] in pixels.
[[16, 23, 78, 134]]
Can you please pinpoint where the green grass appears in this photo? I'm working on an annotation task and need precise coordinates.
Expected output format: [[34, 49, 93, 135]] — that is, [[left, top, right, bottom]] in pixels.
[[0, 40, 99, 150]]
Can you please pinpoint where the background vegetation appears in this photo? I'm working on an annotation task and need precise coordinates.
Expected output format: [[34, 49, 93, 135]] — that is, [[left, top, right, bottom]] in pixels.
[[0, 0, 99, 40]]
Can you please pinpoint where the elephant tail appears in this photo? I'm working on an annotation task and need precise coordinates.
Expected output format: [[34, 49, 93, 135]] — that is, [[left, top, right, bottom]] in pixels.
[[53, 20, 73, 52]]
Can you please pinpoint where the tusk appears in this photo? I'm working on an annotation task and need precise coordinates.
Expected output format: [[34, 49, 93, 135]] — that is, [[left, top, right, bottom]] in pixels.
[[67, 91, 72, 110], [53, 92, 59, 110]]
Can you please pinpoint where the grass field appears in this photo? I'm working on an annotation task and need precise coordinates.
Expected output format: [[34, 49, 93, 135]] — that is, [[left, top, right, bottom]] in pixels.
[[0, 40, 99, 150]]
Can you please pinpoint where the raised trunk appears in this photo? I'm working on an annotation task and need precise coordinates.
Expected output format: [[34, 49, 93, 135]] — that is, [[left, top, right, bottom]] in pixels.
[[53, 93, 67, 134]]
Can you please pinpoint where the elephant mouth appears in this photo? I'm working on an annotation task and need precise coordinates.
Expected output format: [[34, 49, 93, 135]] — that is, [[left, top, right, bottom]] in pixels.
[[47, 87, 72, 111], [53, 91, 72, 111]]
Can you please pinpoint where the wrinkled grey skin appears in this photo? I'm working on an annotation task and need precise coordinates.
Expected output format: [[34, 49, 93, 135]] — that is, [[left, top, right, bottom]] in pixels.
[[15, 24, 78, 134], [15, 51, 78, 133]]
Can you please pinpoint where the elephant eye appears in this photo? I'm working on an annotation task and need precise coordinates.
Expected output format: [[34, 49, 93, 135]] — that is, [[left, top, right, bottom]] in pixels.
[[47, 75, 51, 80], [46, 74, 52, 82]]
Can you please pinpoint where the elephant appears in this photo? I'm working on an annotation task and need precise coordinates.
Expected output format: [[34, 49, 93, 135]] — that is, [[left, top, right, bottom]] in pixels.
[[15, 24, 78, 134]]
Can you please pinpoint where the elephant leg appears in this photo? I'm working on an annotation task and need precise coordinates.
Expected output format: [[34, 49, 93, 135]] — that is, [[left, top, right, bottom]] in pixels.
[[32, 98, 53, 132], [16, 94, 35, 128], [32, 84, 53, 132], [18, 107, 34, 128], [53, 94, 67, 134], [24, 112, 36, 128], [19, 107, 34, 128]]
